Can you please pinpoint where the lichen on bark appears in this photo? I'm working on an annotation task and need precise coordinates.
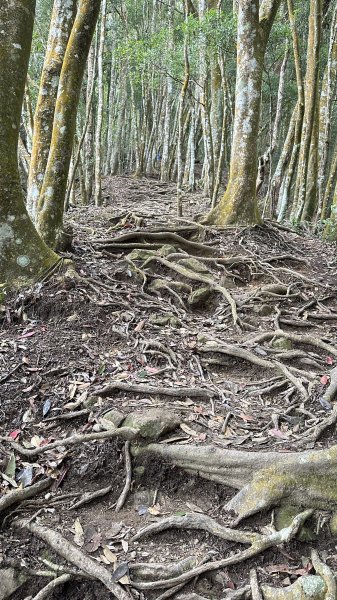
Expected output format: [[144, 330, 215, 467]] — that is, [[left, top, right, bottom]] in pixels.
[[0, 0, 58, 289], [36, 0, 102, 250], [205, 0, 281, 227]]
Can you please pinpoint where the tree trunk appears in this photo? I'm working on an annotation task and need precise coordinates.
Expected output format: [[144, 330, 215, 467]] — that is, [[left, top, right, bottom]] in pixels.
[[0, 0, 58, 288], [94, 0, 107, 207], [26, 0, 76, 222], [36, 0, 101, 250], [205, 0, 281, 226], [291, 0, 322, 222]]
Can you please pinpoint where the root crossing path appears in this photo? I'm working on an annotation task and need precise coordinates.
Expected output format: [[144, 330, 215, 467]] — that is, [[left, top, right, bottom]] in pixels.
[[1, 176, 337, 600]]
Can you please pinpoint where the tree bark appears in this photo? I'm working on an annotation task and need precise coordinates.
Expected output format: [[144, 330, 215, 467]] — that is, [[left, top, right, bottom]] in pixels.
[[0, 0, 59, 288], [36, 0, 101, 250], [205, 0, 281, 226], [26, 0, 76, 222]]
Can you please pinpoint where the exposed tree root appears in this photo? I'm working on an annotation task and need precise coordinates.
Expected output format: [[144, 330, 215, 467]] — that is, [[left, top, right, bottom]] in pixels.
[[197, 337, 312, 399], [131, 512, 263, 545], [130, 510, 312, 590], [139, 443, 337, 521], [0, 478, 52, 516], [245, 329, 337, 358], [131, 556, 199, 582], [115, 441, 132, 512], [32, 574, 73, 600], [141, 255, 240, 325], [94, 381, 216, 399], [13, 519, 130, 600], [0, 426, 138, 458], [94, 229, 215, 256]]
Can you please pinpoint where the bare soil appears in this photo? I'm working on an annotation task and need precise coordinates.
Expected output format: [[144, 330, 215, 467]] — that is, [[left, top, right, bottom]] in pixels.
[[1, 176, 337, 599]]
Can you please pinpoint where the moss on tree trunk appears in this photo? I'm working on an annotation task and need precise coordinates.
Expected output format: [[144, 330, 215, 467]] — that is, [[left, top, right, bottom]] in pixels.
[[205, 0, 281, 227], [0, 0, 58, 289], [36, 0, 101, 250]]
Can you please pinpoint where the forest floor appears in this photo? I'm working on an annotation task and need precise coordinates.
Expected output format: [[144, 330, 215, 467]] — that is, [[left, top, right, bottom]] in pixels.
[[1, 176, 337, 600]]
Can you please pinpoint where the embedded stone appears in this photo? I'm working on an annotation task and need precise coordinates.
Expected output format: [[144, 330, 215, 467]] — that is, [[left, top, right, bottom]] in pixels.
[[101, 409, 125, 429], [272, 337, 293, 351], [179, 257, 209, 274], [274, 506, 316, 541], [261, 575, 326, 599], [253, 303, 274, 316], [123, 409, 180, 441], [188, 287, 212, 308]]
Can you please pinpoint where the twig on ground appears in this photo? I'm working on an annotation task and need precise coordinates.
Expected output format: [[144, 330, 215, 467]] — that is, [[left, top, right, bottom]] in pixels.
[[0, 426, 138, 458], [70, 485, 113, 510], [116, 441, 132, 512]]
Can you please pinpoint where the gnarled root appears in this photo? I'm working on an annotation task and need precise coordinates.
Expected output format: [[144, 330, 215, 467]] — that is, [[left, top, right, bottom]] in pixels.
[[130, 510, 312, 590], [140, 443, 337, 521]]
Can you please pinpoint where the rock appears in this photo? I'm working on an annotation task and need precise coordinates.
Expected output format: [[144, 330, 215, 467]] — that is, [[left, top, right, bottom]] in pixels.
[[274, 506, 316, 541], [272, 337, 293, 351], [101, 409, 125, 429], [123, 409, 180, 441], [0, 568, 28, 600], [188, 287, 212, 308], [261, 575, 326, 599], [127, 249, 155, 261], [179, 258, 210, 274], [159, 244, 177, 256], [149, 313, 182, 328], [83, 395, 99, 408], [253, 303, 274, 316]]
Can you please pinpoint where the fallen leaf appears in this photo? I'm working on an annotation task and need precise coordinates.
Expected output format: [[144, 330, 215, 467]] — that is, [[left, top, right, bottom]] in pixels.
[[103, 546, 117, 564], [73, 518, 84, 547], [320, 375, 330, 385], [5, 453, 16, 478], [180, 423, 198, 437], [121, 540, 129, 553], [327, 356, 334, 365], [112, 563, 129, 583]]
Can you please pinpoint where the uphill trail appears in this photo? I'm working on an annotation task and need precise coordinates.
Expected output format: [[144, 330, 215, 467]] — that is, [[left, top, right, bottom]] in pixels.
[[1, 176, 337, 600]]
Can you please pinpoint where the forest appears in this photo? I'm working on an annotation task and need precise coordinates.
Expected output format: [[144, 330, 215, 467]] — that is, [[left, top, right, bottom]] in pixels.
[[1, 0, 337, 598]]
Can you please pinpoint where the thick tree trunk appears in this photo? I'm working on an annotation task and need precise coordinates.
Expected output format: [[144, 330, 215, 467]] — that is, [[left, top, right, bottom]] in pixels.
[[0, 0, 58, 288], [206, 0, 281, 226], [26, 0, 76, 222], [36, 0, 101, 250]]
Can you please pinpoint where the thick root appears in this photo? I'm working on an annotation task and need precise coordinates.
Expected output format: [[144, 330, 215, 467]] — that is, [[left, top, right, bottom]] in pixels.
[[142, 443, 337, 520]]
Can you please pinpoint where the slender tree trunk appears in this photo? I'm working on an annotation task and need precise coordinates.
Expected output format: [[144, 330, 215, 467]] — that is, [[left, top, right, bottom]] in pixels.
[[160, 0, 174, 182], [26, 0, 76, 221], [177, 1, 190, 216], [0, 0, 58, 287], [291, 0, 322, 221], [206, 0, 281, 226], [317, 4, 337, 219], [84, 41, 97, 200], [94, 0, 107, 207], [36, 0, 101, 250]]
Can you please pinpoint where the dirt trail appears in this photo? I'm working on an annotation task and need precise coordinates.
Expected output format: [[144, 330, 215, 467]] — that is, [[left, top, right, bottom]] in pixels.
[[1, 177, 337, 599]]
